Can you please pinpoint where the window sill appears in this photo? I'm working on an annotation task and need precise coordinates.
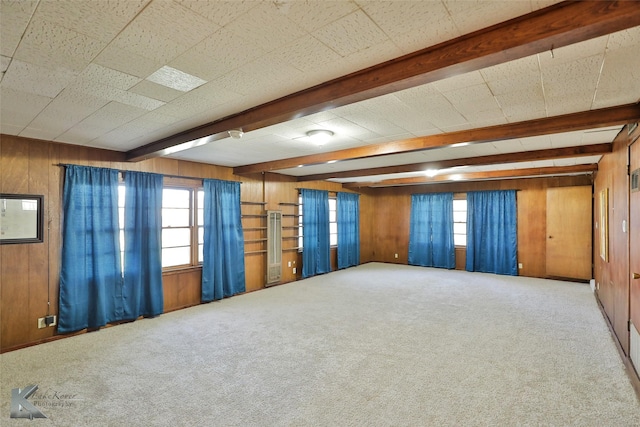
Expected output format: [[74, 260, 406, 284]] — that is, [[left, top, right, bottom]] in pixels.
[[162, 265, 202, 276]]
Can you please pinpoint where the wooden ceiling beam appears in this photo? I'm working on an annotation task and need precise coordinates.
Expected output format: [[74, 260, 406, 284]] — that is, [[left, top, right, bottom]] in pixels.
[[235, 103, 638, 175], [342, 164, 597, 188], [127, 1, 640, 162], [298, 143, 612, 181]]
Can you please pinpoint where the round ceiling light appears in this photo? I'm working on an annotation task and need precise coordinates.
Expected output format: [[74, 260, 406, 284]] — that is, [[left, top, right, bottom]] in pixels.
[[306, 129, 334, 144], [228, 129, 244, 139]]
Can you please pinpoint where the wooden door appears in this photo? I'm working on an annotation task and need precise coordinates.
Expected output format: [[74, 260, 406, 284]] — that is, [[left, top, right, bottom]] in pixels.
[[630, 139, 640, 329], [546, 186, 593, 280]]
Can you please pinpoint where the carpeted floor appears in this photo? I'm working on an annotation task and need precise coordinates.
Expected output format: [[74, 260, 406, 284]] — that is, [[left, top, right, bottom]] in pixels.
[[1, 263, 639, 426]]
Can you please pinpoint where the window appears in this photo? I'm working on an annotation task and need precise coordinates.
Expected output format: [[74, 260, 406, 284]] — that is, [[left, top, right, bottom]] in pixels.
[[329, 197, 337, 246], [453, 195, 467, 247], [161, 187, 205, 269], [297, 193, 338, 249], [118, 185, 125, 272]]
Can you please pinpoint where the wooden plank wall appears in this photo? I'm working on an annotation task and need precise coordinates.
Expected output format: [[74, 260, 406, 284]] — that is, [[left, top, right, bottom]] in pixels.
[[594, 127, 632, 354], [367, 176, 592, 278], [0, 135, 365, 351], [0, 134, 594, 352]]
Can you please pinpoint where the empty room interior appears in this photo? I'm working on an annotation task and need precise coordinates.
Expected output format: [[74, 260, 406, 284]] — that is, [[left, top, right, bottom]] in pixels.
[[1, 0, 640, 424]]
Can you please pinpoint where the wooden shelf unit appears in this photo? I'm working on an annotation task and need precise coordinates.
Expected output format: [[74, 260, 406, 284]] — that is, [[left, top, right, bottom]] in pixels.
[[241, 201, 267, 255]]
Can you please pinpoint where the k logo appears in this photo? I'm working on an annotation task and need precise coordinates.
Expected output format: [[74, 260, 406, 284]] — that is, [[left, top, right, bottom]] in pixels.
[[10, 385, 47, 419]]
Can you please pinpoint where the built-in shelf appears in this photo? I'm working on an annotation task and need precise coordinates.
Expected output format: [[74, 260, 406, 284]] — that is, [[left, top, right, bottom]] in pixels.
[[283, 247, 300, 252], [245, 238, 268, 243], [242, 214, 267, 218], [243, 227, 267, 231], [279, 202, 301, 206], [241, 201, 267, 205], [245, 250, 267, 255]]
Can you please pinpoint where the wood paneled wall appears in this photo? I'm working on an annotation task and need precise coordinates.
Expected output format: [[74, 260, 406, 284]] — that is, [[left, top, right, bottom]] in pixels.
[[0, 136, 365, 351], [0, 134, 595, 352], [367, 176, 592, 279], [594, 127, 632, 354]]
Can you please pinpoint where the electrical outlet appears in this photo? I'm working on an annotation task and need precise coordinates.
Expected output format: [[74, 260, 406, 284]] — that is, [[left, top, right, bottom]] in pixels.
[[38, 317, 46, 329], [287, 261, 291, 267], [394, 253, 398, 259], [518, 263, 523, 269], [293, 267, 296, 274], [45, 315, 57, 327]]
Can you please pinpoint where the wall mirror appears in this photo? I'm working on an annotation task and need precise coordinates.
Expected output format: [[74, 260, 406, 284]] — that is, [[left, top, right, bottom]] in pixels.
[[0, 194, 44, 244]]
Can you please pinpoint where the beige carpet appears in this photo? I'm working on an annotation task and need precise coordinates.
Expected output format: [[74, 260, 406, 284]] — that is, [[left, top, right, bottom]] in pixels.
[[1, 263, 639, 426]]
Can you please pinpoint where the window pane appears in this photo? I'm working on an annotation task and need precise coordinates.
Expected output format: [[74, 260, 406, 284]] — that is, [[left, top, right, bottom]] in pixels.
[[330, 234, 338, 246], [197, 190, 204, 225], [162, 208, 190, 227], [118, 186, 125, 207], [198, 226, 204, 244], [453, 211, 466, 222], [162, 228, 191, 248], [163, 188, 190, 208], [162, 247, 191, 267], [330, 222, 337, 235], [453, 223, 466, 234], [119, 207, 125, 228], [453, 199, 467, 211], [454, 234, 467, 246]]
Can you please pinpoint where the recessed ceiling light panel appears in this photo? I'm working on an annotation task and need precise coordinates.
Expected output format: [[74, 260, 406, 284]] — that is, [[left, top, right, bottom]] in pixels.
[[146, 66, 207, 92]]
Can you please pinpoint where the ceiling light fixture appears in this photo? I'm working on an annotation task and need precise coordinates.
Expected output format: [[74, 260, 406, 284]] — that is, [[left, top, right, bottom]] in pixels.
[[424, 169, 439, 177], [306, 129, 334, 144], [228, 129, 244, 139]]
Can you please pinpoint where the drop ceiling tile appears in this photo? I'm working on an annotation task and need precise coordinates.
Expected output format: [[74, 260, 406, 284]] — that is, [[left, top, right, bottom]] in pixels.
[[445, 0, 532, 34], [284, 1, 359, 33], [538, 36, 607, 67], [93, 46, 164, 79], [57, 102, 148, 145], [545, 95, 593, 117], [581, 128, 622, 145], [549, 131, 583, 148], [313, 10, 389, 57], [0, 55, 10, 73], [359, 0, 459, 53], [1, 59, 78, 98], [14, 17, 106, 72], [491, 139, 525, 154], [432, 71, 487, 93], [129, 80, 183, 103], [0, 0, 38, 57], [518, 135, 553, 150], [19, 126, 64, 141], [0, 86, 52, 127], [34, 0, 149, 42], [607, 26, 640, 49], [79, 64, 141, 90], [495, 89, 546, 119], [0, 123, 24, 136], [341, 39, 405, 72], [271, 35, 342, 73], [340, 112, 409, 137], [542, 55, 603, 98], [224, 2, 307, 54], [480, 55, 540, 90], [176, 0, 260, 27], [594, 45, 640, 108], [170, 28, 265, 81], [401, 93, 468, 130]]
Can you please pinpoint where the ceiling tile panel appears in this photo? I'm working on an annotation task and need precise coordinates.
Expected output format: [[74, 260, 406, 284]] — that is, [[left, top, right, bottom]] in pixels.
[[359, 0, 459, 53], [224, 2, 307, 54], [128, 80, 183, 103], [548, 131, 583, 148], [432, 71, 487, 93], [518, 135, 553, 150], [93, 46, 164, 79], [169, 28, 265, 81], [542, 56, 603, 99], [480, 56, 540, 92], [0, 0, 38, 57], [271, 35, 343, 73], [34, 0, 149, 42], [14, 18, 106, 72], [176, 0, 260, 27], [283, 1, 360, 33], [0, 87, 52, 128], [19, 126, 65, 141], [581, 128, 622, 145], [1, 59, 78, 98], [445, 0, 531, 34], [78, 64, 142, 90], [313, 10, 389, 57]]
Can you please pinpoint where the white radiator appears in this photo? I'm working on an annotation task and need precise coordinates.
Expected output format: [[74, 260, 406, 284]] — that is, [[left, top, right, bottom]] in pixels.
[[631, 321, 640, 375], [266, 210, 282, 286]]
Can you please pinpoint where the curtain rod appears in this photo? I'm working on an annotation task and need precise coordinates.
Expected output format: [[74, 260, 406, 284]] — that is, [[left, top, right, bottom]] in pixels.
[[54, 164, 242, 184]]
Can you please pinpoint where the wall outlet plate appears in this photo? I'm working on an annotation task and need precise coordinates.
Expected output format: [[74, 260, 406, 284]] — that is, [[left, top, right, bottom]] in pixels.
[[37, 317, 46, 329]]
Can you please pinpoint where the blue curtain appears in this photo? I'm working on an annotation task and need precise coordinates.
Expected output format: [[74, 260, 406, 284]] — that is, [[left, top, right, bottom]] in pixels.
[[337, 192, 360, 269], [408, 193, 455, 269], [123, 171, 164, 319], [202, 179, 246, 302], [301, 189, 330, 278], [466, 190, 518, 276], [59, 165, 122, 333]]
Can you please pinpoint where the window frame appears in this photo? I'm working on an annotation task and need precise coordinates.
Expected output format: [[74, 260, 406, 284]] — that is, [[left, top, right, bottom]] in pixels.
[[297, 192, 338, 251], [453, 192, 467, 248]]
